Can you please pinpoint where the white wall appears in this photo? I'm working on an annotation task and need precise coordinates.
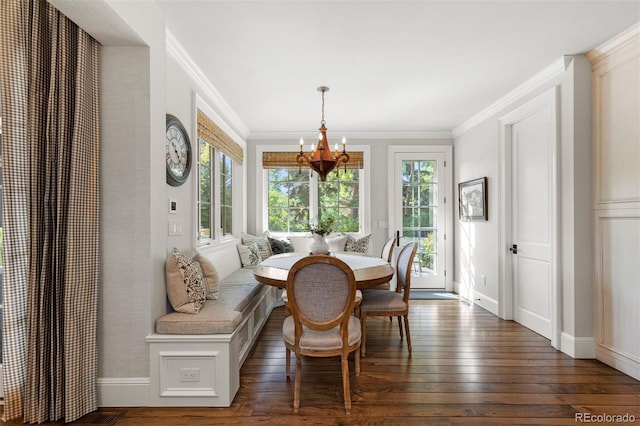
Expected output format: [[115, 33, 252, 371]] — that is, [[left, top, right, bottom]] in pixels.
[[453, 55, 594, 355]]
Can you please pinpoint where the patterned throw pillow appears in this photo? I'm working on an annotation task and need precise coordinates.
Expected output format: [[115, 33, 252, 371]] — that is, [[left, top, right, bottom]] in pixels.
[[237, 243, 261, 267], [344, 234, 372, 254], [193, 253, 220, 300], [165, 248, 207, 314], [268, 237, 294, 255], [241, 233, 273, 260]]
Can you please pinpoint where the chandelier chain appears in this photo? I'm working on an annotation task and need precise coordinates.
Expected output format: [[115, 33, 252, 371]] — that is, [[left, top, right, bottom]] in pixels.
[[320, 89, 326, 125]]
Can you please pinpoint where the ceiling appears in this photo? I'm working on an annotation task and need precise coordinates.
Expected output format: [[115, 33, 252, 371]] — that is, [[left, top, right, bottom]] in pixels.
[[156, 1, 639, 138]]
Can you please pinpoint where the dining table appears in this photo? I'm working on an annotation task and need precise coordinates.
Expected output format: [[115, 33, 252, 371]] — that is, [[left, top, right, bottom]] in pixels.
[[253, 252, 395, 289]]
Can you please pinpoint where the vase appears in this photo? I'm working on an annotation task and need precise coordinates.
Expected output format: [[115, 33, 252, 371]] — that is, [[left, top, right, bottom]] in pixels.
[[309, 234, 330, 255]]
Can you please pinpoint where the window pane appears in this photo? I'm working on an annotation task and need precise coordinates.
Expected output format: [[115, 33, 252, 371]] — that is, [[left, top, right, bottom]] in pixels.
[[288, 208, 309, 232], [318, 169, 360, 232], [198, 143, 214, 241], [220, 153, 233, 236], [267, 168, 311, 233]]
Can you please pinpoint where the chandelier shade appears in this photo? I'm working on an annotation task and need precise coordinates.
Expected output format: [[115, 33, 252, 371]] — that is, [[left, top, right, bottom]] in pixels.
[[296, 86, 349, 181]]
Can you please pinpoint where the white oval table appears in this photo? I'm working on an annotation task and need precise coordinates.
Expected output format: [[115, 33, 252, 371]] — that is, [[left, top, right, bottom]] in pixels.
[[253, 252, 395, 289]]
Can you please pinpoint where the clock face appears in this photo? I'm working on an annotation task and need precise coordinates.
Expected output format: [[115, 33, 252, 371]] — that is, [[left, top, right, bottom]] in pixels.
[[166, 115, 191, 186]]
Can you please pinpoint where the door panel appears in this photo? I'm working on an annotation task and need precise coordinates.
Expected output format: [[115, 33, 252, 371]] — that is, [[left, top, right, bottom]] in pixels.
[[511, 108, 553, 339]]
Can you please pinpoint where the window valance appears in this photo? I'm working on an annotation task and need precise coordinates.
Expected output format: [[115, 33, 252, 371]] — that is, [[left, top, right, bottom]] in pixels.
[[197, 109, 243, 165], [262, 151, 364, 169]]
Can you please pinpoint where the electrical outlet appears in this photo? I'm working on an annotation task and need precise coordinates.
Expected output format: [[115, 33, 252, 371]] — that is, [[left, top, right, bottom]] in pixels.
[[179, 367, 200, 382]]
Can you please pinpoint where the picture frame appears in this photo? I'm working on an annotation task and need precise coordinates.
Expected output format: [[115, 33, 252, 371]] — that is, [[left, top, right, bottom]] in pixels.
[[458, 177, 488, 221]]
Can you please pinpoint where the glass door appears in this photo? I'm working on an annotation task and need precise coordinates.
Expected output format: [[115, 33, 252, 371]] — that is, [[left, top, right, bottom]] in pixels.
[[391, 151, 448, 289]]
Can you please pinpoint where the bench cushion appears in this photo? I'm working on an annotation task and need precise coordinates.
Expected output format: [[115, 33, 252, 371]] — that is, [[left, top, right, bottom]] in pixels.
[[156, 268, 263, 335]]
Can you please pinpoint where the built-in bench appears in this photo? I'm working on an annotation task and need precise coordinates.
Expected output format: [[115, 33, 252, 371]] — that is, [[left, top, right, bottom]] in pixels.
[[146, 241, 278, 407]]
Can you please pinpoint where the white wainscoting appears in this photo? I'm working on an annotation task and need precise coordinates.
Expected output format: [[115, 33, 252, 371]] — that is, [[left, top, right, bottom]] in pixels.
[[589, 23, 640, 381]]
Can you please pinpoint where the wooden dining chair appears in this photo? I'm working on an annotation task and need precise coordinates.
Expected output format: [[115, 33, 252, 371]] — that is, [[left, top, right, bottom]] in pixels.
[[359, 242, 418, 357], [365, 236, 397, 292], [282, 255, 362, 414]]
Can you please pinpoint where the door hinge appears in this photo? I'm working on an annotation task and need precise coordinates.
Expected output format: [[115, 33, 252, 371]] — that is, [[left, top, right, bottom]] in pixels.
[[444, 160, 447, 167], [444, 233, 446, 240], [444, 196, 446, 204], [444, 269, 446, 277]]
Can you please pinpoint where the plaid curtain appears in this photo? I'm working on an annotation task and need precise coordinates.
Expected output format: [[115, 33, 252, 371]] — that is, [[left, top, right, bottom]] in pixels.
[[0, 0, 100, 423]]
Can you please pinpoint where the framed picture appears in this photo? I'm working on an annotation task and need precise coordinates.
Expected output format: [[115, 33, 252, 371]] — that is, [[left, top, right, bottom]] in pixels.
[[458, 177, 488, 221]]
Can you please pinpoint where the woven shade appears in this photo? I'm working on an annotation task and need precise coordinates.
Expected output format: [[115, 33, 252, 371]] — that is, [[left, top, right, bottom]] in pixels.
[[197, 109, 243, 165], [263, 151, 364, 169]]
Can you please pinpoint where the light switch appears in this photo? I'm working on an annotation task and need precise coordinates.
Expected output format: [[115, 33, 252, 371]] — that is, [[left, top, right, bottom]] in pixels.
[[168, 221, 183, 236]]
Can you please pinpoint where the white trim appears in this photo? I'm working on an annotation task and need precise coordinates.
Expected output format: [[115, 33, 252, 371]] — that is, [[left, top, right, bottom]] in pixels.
[[453, 56, 570, 138], [249, 130, 452, 141], [587, 22, 640, 66], [168, 32, 249, 140], [97, 377, 150, 407], [498, 87, 560, 349], [254, 144, 371, 236], [560, 333, 596, 359], [471, 290, 499, 317], [596, 346, 640, 381], [193, 94, 247, 246], [387, 145, 453, 291]]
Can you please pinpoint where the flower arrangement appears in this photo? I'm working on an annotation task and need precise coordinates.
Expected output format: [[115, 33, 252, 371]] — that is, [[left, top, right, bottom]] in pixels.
[[308, 217, 335, 237]]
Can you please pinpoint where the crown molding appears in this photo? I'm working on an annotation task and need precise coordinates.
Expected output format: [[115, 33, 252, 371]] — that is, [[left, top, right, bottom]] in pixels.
[[452, 56, 571, 138], [166, 30, 250, 140], [248, 130, 452, 141], [586, 21, 640, 65]]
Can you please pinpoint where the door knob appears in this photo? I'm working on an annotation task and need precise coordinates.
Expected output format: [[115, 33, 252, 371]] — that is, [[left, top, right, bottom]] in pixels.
[[509, 244, 518, 254]]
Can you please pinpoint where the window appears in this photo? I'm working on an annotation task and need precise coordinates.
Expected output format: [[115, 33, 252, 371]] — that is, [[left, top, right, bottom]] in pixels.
[[198, 141, 234, 243], [267, 168, 361, 233], [220, 153, 233, 236]]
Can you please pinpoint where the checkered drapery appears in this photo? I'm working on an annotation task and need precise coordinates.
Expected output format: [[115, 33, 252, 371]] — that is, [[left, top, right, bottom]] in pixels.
[[0, 0, 100, 422]]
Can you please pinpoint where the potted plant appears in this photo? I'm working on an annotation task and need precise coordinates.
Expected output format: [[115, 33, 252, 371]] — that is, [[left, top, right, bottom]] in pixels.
[[308, 217, 334, 254]]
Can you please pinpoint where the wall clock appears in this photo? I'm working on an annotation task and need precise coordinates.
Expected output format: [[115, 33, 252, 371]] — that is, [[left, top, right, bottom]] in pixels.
[[165, 114, 192, 186]]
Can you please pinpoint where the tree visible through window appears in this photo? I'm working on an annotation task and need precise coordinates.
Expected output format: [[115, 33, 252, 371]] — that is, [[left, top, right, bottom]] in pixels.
[[267, 168, 361, 233], [318, 169, 359, 232]]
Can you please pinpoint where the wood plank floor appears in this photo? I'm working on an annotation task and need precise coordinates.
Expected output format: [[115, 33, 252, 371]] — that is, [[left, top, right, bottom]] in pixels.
[[3, 300, 640, 425]]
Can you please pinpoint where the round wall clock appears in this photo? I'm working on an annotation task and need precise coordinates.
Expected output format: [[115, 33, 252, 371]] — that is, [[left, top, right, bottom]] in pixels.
[[165, 114, 192, 186]]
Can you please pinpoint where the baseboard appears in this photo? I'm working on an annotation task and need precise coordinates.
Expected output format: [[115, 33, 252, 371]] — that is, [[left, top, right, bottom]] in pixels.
[[97, 377, 150, 407], [596, 345, 640, 381], [472, 289, 499, 316], [560, 333, 596, 359]]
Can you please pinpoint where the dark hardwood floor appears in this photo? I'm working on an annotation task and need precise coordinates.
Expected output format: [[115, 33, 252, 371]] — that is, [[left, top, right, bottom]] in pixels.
[[3, 300, 639, 425]]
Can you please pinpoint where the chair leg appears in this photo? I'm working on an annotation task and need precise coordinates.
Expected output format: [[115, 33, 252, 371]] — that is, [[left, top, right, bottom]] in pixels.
[[355, 346, 361, 376], [286, 347, 291, 380], [397, 315, 404, 339], [293, 353, 301, 413], [361, 314, 367, 358], [341, 353, 351, 414], [404, 314, 412, 353]]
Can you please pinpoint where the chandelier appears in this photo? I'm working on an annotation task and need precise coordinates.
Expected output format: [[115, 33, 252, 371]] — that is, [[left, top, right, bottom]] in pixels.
[[297, 86, 349, 181]]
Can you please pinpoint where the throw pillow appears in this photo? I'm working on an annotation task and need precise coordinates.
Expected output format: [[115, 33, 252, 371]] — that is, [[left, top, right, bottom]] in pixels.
[[165, 248, 207, 314], [327, 234, 348, 253], [344, 234, 371, 254], [193, 253, 220, 300], [268, 237, 294, 255], [237, 243, 260, 267], [288, 235, 312, 253], [241, 232, 273, 260]]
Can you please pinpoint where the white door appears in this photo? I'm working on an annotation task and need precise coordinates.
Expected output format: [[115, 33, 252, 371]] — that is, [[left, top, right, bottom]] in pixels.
[[510, 107, 554, 339], [390, 151, 449, 289]]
